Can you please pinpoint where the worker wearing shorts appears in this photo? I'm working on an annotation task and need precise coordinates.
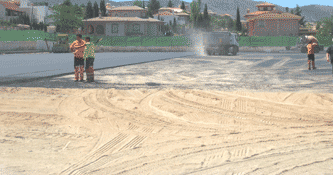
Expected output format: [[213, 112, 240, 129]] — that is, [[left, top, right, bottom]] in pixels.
[[70, 34, 86, 81], [307, 40, 318, 70], [83, 37, 96, 82]]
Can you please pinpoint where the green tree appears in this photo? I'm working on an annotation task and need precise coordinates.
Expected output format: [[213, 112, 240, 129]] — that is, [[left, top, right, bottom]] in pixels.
[[133, 0, 143, 7], [203, 3, 209, 30], [100, 0, 107, 16], [189, 0, 203, 28], [93, 2, 99, 18], [147, 0, 161, 18], [85, 1, 94, 19], [168, 0, 173, 7], [285, 7, 289, 12], [236, 6, 242, 32], [189, 0, 198, 27], [73, 4, 84, 29], [316, 21, 322, 30], [49, 3, 84, 33], [197, 0, 201, 11], [317, 15, 333, 38], [63, 0, 72, 6], [73, 4, 83, 17], [290, 9, 294, 14], [198, 13, 204, 28], [181, 1, 185, 10], [227, 18, 234, 31], [143, 0, 145, 8], [44, 24, 48, 32], [294, 5, 306, 27], [173, 17, 177, 33]]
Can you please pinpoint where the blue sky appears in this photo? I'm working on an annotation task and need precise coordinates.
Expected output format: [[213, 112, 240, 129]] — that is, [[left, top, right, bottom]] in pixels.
[[109, 0, 332, 8]]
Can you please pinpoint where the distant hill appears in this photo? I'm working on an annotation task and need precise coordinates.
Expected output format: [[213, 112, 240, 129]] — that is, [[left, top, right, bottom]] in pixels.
[[28, 0, 333, 22]]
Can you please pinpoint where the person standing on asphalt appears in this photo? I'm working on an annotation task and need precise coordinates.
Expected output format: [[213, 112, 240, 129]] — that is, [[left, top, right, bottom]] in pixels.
[[70, 34, 86, 82], [307, 40, 318, 70], [83, 37, 96, 82], [326, 38, 333, 74]]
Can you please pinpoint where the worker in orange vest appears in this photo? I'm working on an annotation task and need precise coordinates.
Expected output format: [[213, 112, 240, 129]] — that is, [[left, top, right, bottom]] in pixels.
[[307, 40, 318, 70], [70, 34, 86, 81]]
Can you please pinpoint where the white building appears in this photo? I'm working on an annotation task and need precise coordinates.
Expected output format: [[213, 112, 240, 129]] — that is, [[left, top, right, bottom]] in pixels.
[[17, 0, 48, 23], [153, 7, 189, 26], [0, 0, 24, 21]]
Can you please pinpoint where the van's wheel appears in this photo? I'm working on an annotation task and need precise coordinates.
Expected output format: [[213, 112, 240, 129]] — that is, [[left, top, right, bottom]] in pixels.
[[232, 46, 237, 55]]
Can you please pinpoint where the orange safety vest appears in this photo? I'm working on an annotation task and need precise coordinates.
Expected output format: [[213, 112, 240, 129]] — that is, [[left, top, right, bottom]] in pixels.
[[70, 40, 86, 58]]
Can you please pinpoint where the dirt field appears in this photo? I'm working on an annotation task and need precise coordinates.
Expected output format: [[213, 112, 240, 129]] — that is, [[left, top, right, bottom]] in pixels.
[[1, 52, 333, 174]]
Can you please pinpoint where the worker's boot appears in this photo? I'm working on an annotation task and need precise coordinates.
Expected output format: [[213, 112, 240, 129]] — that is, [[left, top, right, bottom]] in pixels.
[[79, 65, 84, 81], [90, 66, 94, 82], [74, 66, 79, 81], [86, 67, 91, 81], [87, 66, 94, 82], [312, 62, 316, 70]]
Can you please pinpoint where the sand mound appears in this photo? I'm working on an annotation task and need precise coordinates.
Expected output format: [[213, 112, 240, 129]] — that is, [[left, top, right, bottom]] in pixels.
[[0, 87, 332, 174]]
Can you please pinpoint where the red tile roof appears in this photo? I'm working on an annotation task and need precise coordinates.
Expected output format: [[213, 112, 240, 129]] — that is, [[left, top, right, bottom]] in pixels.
[[256, 2, 276, 7], [244, 9, 283, 17], [83, 17, 164, 23], [247, 12, 302, 21], [245, 11, 270, 16], [174, 12, 189, 16], [220, 14, 232, 16], [0, 1, 23, 12], [153, 11, 174, 16], [111, 6, 145, 11]]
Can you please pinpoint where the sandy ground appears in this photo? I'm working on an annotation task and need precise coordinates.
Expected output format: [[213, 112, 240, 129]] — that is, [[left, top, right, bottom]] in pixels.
[[1, 52, 333, 175]]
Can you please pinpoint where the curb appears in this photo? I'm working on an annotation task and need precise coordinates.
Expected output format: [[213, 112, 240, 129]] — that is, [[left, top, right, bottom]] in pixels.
[[0, 50, 52, 54]]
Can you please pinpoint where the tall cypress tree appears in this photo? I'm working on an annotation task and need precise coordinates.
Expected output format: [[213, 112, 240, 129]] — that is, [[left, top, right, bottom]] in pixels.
[[236, 6, 242, 32], [147, 0, 160, 18], [100, 0, 107, 16], [203, 3, 209, 30], [63, 0, 72, 6], [93, 1, 99, 18], [173, 17, 177, 33], [294, 4, 306, 27], [143, 0, 145, 9], [85, 1, 93, 19], [168, 0, 173, 7], [181, 1, 185, 10]]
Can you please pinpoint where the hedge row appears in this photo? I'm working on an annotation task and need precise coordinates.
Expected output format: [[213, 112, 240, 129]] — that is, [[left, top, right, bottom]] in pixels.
[[1, 30, 333, 47]]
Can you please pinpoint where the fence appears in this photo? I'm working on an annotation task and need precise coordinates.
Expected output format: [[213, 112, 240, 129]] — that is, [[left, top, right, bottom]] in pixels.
[[238, 36, 299, 47], [63, 35, 192, 47], [1, 30, 333, 47], [239, 36, 333, 47]]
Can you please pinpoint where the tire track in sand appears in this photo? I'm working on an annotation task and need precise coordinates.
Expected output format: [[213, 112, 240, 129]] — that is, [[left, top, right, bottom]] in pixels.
[[138, 90, 221, 134], [60, 133, 128, 175], [61, 90, 157, 175], [164, 91, 273, 126]]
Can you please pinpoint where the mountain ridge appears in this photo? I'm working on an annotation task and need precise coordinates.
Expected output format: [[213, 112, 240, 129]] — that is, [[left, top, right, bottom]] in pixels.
[[27, 0, 333, 22]]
